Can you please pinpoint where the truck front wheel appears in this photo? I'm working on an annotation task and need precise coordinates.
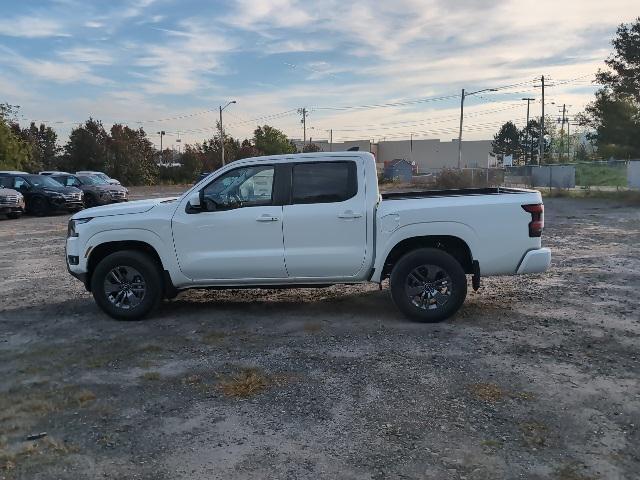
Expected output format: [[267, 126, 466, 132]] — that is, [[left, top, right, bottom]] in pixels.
[[91, 250, 163, 321], [390, 248, 467, 323]]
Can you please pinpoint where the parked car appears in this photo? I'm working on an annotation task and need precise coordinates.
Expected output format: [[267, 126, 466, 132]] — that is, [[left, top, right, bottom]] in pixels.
[[0, 186, 25, 219], [50, 173, 128, 207], [65, 152, 551, 322], [0, 173, 83, 215], [75, 171, 122, 186]]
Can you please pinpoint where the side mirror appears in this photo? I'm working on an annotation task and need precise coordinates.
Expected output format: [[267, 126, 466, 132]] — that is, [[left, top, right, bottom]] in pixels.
[[187, 190, 201, 208]]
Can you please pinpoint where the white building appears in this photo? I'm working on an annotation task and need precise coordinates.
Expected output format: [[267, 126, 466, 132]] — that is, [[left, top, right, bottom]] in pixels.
[[294, 138, 494, 174]]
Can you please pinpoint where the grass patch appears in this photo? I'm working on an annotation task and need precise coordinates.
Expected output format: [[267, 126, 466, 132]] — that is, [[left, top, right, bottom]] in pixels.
[[182, 374, 203, 386], [468, 383, 506, 402], [520, 421, 549, 448], [0, 437, 77, 474], [575, 163, 627, 187], [140, 372, 161, 381], [202, 331, 226, 344], [542, 188, 640, 205], [303, 322, 323, 333], [555, 462, 596, 480], [219, 368, 269, 398], [73, 390, 96, 406]]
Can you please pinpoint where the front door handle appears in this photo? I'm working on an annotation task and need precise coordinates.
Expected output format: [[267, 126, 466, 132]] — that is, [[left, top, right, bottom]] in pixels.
[[256, 215, 280, 222], [338, 211, 363, 219]]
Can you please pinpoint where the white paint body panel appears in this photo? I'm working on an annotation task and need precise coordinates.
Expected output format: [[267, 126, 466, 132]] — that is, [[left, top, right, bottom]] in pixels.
[[66, 152, 550, 291]]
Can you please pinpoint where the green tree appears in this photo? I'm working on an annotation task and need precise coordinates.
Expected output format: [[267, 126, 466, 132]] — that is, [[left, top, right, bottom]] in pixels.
[[17, 122, 60, 170], [302, 142, 322, 153], [236, 139, 262, 159], [0, 118, 31, 170], [583, 91, 640, 158], [582, 17, 640, 158], [492, 121, 522, 159], [108, 124, 158, 185], [61, 118, 110, 172], [253, 125, 296, 155], [596, 17, 640, 102]]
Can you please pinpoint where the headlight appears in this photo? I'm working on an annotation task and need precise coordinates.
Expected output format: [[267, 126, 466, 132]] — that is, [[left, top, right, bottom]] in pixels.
[[67, 217, 92, 238]]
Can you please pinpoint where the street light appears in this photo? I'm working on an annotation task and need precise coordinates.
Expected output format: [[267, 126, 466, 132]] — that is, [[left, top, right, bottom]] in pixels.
[[156, 130, 165, 164], [457, 88, 498, 169], [219, 100, 236, 166]]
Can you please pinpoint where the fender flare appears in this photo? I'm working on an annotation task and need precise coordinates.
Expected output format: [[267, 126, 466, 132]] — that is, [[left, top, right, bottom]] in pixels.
[[84, 228, 188, 286], [371, 221, 479, 283]]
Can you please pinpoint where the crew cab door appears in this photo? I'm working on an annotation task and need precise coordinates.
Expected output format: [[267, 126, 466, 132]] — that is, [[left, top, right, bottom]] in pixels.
[[171, 164, 287, 281], [282, 160, 367, 278]]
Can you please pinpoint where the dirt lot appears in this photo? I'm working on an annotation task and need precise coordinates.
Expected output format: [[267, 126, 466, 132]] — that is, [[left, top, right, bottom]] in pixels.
[[1, 188, 639, 480]]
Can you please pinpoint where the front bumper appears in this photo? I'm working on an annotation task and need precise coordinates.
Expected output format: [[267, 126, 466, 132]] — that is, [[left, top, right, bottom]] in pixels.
[[66, 236, 89, 289], [516, 248, 551, 274], [49, 197, 84, 211], [0, 205, 24, 214]]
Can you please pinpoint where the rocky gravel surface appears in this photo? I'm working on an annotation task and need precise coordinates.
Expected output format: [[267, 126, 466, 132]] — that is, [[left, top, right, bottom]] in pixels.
[[0, 192, 638, 479]]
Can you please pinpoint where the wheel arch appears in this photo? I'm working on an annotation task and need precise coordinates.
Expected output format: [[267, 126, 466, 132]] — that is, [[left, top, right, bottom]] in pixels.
[[86, 239, 176, 297], [378, 234, 474, 281]]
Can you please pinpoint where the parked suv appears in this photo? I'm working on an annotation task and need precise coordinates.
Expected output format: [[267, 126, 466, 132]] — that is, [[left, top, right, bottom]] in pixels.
[[0, 174, 83, 215], [0, 186, 25, 219], [51, 174, 128, 207], [75, 171, 122, 186]]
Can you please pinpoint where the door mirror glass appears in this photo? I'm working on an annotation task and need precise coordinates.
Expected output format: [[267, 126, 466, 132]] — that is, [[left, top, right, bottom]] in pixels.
[[187, 190, 201, 208]]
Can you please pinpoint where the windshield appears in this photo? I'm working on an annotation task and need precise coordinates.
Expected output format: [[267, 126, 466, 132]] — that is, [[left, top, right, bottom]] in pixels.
[[25, 175, 66, 188], [96, 173, 111, 182], [78, 175, 107, 185]]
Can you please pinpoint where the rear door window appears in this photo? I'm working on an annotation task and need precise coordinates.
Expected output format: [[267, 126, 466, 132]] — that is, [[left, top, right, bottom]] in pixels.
[[291, 162, 357, 204]]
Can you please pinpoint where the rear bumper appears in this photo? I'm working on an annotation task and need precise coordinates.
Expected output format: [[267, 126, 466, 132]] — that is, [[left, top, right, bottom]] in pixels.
[[516, 248, 551, 274]]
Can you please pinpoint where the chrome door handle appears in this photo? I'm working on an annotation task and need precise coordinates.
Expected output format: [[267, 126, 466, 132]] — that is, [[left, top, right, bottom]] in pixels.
[[338, 211, 363, 219], [256, 215, 279, 222]]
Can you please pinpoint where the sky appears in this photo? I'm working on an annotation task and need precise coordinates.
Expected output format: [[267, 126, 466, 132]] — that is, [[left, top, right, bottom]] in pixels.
[[0, 0, 636, 149]]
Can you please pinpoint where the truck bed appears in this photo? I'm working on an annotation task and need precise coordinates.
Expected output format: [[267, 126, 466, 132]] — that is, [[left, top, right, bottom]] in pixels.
[[381, 187, 534, 200]]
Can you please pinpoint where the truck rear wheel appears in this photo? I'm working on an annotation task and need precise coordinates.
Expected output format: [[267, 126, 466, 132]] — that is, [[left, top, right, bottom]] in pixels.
[[91, 250, 163, 321], [390, 248, 467, 323]]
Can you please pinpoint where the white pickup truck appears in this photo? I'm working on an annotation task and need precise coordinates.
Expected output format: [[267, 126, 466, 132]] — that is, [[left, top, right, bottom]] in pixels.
[[66, 152, 550, 322]]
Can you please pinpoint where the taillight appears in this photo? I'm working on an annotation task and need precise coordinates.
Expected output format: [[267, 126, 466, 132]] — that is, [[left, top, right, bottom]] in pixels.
[[522, 204, 544, 237]]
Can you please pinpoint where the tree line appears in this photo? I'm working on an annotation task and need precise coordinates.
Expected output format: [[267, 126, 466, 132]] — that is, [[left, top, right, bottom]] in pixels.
[[492, 16, 640, 164], [0, 105, 310, 185]]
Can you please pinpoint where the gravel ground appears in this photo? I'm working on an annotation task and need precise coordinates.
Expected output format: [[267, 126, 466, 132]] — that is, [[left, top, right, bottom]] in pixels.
[[0, 190, 639, 480]]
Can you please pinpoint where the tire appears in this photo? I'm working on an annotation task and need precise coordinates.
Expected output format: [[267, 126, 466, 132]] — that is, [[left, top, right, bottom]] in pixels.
[[29, 196, 49, 216], [84, 193, 97, 208], [91, 250, 163, 321], [390, 248, 467, 323], [7, 212, 21, 219]]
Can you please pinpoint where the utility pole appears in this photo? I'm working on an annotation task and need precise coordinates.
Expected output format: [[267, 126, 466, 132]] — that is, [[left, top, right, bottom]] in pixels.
[[522, 98, 534, 164], [457, 89, 465, 169], [157, 131, 165, 164], [329, 129, 333, 152], [560, 104, 566, 162], [297, 108, 308, 146], [567, 120, 571, 161], [458, 87, 498, 169], [538, 75, 545, 165], [218, 100, 236, 167]]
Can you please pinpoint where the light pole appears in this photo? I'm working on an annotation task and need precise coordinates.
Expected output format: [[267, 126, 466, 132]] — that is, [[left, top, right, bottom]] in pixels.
[[458, 88, 497, 169], [219, 100, 236, 166], [157, 131, 165, 164], [522, 98, 535, 164]]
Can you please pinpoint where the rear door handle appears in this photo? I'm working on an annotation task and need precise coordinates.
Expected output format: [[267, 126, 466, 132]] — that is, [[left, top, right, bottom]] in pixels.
[[256, 215, 280, 222], [338, 211, 363, 219]]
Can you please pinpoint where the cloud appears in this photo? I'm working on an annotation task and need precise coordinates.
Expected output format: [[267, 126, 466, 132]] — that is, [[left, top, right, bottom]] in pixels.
[[136, 19, 235, 95], [0, 46, 108, 85], [0, 16, 69, 38], [58, 47, 114, 65]]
